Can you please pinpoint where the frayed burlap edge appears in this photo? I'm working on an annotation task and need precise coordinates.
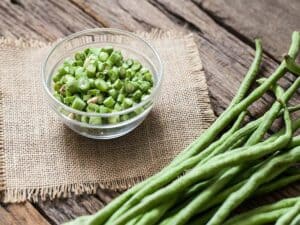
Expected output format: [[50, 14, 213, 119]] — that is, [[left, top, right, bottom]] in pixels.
[[0, 30, 215, 203]]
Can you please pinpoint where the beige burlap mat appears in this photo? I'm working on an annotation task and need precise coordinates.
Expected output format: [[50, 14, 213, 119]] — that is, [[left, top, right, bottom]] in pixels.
[[0, 30, 215, 203]]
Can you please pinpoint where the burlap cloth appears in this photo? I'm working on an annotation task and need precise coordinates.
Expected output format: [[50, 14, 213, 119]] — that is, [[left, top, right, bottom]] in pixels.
[[0, 30, 215, 203]]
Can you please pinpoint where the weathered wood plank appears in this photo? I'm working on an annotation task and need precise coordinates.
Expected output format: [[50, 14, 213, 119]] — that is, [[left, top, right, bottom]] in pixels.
[[0, 0, 298, 224], [5, 202, 50, 225], [0, 0, 102, 41], [70, 0, 178, 31], [0, 205, 19, 225], [194, 0, 300, 61], [35, 194, 104, 225], [151, 0, 287, 116]]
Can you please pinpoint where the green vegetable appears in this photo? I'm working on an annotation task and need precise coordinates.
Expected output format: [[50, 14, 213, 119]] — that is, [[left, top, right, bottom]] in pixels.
[[275, 201, 300, 225], [71, 97, 86, 110], [63, 31, 300, 225], [95, 78, 109, 92], [103, 96, 116, 108], [223, 197, 300, 225], [52, 46, 154, 125]]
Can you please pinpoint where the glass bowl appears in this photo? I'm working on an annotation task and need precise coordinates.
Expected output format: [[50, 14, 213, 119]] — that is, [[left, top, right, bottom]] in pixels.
[[42, 28, 163, 139]]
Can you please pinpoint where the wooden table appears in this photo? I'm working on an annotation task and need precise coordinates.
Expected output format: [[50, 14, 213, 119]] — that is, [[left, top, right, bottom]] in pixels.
[[0, 0, 299, 224]]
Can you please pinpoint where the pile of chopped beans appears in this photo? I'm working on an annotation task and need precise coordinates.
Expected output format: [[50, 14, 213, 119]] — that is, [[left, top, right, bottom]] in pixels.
[[52, 46, 154, 124]]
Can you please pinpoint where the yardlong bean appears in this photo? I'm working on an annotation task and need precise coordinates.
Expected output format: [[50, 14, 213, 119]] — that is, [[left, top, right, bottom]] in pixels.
[[276, 201, 300, 225], [207, 145, 300, 225], [112, 109, 292, 225]]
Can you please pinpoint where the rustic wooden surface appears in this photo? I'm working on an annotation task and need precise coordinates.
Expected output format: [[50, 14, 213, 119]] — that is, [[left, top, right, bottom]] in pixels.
[[0, 0, 300, 224]]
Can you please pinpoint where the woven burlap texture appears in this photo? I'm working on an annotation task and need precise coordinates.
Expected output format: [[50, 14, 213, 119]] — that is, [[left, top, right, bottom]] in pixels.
[[0, 30, 215, 203]]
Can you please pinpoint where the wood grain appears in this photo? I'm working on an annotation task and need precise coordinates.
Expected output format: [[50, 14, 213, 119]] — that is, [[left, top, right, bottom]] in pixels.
[[5, 202, 50, 225], [35, 194, 104, 224], [0, 0, 299, 224], [0, 0, 101, 41], [194, 0, 300, 61]]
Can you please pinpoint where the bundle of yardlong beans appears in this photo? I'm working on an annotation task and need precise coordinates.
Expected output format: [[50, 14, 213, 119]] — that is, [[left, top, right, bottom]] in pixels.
[[65, 31, 300, 225]]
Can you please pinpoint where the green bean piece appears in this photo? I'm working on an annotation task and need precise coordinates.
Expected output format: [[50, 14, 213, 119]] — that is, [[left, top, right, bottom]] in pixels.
[[81, 115, 89, 123], [125, 81, 136, 93], [114, 103, 124, 111], [134, 107, 144, 115], [89, 116, 102, 125], [120, 114, 130, 121], [103, 96, 116, 108], [52, 72, 64, 82], [126, 69, 134, 79], [108, 89, 118, 100], [140, 67, 149, 74], [62, 74, 75, 84], [138, 81, 151, 93], [78, 77, 90, 91], [143, 72, 153, 83], [90, 48, 101, 56], [65, 79, 79, 94], [75, 67, 87, 79], [75, 51, 86, 61], [64, 96, 76, 105], [86, 64, 97, 78], [71, 97, 86, 111], [109, 51, 122, 65], [95, 78, 109, 92], [99, 105, 110, 113], [117, 93, 125, 103], [53, 92, 62, 102], [99, 51, 109, 62], [119, 67, 126, 78], [123, 98, 134, 109], [108, 114, 120, 124], [126, 59, 133, 66], [131, 61, 141, 71], [86, 103, 100, 113], [88, 78, 95, 88], [87, 89, 100, 96], [53, 82, 62, 92], [58, 66, 70, 76], [141, 94, 150, 101], [112, 79, 123, 90], [132, 90, 143, 101], [101, 46, 113, 55], [108, 67, 119, 82]]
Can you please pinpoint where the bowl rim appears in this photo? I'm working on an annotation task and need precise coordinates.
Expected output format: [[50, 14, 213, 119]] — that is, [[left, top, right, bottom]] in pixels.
[[42, 28, 163, 117]]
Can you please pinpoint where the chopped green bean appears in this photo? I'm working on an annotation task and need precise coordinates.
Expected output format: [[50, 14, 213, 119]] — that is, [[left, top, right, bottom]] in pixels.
[[52, 46, 154, 124], [71, 97, 86, 110]]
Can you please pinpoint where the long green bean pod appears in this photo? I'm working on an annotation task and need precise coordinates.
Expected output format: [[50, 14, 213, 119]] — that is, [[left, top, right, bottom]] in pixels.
[[207, 146, 300, 225], [112, 108, 292, 225], [256, 174, 300, 195], [64, 31, 300, 225], [226, 197, 300, 224], [169, 83, 297, 225], [291, 214, 300, 225], [225, 208, 290, 225], [170, 38, 262, 166], [275, 201, 300, 225], [105, 106, 247, 224]]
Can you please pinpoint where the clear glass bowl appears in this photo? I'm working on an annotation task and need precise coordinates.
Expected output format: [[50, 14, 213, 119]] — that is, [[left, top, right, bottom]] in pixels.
[[42, 28, 163, 139]]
